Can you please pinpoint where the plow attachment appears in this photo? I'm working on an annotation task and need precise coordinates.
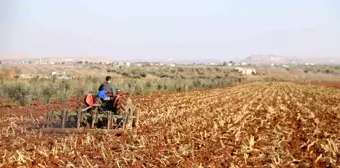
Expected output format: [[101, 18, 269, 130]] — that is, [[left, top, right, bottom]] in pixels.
[[41, 128, 125, 135]]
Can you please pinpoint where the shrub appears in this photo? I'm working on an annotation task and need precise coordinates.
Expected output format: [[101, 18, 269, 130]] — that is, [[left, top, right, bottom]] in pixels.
[[193, 80, 201, 88], [121, 72, 130, 77], [160, 74, 169, 78], [42, 84, 56, 105], [58, 80, 72, 104], [134, 85, 142, 95], [128, 83, 133, 89], [6, 82, 33, 106], [140, 72, 147, 78], [145, 81, 152, 88], [325, 69, 333, 74], [157, 84, 162, 91], [31, 82, 40, 101], [75, 87, 87, 99], [177, 67, 184, 72], [85, 78, 100, 94], [0, 79, 5, 99]]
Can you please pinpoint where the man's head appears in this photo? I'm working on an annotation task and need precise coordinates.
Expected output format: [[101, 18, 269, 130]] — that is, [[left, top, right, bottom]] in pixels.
[[105, 76, 112, 83]]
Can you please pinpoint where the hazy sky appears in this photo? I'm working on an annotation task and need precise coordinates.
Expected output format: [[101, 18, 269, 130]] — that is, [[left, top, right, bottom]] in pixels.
[[1, 0, 340, 61]]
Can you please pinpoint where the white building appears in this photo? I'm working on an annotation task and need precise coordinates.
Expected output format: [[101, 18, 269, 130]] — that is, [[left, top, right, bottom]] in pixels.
[[234, 67, 256, 75], [242, 68, 256, 75], [51, 72, 59, 76]]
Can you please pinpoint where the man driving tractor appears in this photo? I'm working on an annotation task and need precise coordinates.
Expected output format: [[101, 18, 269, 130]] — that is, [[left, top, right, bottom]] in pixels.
[[97, 76, 117, 102], [99, 76, 117, 95], [96, 76, 118, 111]]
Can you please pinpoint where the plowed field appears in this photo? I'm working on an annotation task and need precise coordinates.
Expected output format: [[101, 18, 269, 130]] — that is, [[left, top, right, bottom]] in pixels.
[[0, 82, 340, 167]]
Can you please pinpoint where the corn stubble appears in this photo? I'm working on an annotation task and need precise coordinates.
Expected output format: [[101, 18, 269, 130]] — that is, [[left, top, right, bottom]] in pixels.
[[0, 82, 339, 167]]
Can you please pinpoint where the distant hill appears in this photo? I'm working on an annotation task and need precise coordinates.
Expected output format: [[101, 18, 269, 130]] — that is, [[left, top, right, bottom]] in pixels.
[[241, 55, 301, 65], [156, 57, 224, 64], [120, 57, 224, 64], [0, 56, 113, 63], [43, 57, 113, 63], [0, 54, 37, 63]]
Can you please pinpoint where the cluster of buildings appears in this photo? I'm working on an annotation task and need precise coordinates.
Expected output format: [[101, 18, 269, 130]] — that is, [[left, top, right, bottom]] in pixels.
[[114, 62, 170, 67]]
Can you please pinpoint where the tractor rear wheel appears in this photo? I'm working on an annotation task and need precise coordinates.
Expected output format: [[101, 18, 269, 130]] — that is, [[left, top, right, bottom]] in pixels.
[[117, 97, 137, 129]]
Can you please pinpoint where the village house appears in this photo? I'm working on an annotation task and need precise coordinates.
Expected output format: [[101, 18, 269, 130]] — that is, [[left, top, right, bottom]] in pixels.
[[234, 67, 257, 75]]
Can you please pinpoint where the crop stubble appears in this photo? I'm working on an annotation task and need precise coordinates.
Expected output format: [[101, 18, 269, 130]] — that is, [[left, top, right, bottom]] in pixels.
[[0, 82, 339, 167]]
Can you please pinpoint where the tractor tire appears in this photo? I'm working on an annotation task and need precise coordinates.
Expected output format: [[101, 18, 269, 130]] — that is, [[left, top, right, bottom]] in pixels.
[[117, 97, 136, 129]]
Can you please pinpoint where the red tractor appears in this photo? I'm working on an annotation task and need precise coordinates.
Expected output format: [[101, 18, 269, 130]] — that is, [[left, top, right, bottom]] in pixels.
[[45, 90, 139, 132]]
